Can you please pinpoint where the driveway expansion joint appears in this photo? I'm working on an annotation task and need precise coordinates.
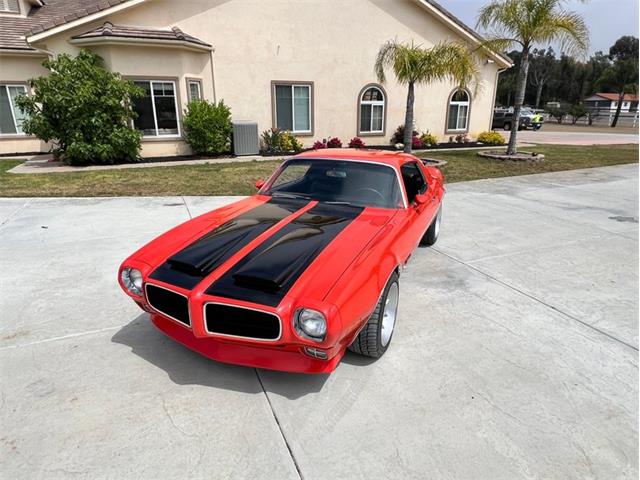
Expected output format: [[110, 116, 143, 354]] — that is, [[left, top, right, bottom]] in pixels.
[[432, 248, 639, 353], [254, 369, 304, 480], [181, 196, 193, 219]]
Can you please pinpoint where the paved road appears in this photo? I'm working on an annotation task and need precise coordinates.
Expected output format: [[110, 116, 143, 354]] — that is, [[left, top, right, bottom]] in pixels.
[[1, 165, 637, 479], [501, 129, 639, 145]]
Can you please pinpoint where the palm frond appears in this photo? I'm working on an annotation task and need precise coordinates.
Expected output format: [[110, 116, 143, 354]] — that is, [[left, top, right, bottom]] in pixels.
[[476, 0, 589, 56]]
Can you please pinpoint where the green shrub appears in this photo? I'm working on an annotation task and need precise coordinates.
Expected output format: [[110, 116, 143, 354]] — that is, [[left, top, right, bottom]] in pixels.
[[183, 99, 232, 156], [280, 131, 303, 152], [547, 107, 567, 124], [260, 128, 302, 153], [15, 49, 143, 165], [419, 131, 438, 146], [477, 131, 505, 146], [569, 104, 588, 124]]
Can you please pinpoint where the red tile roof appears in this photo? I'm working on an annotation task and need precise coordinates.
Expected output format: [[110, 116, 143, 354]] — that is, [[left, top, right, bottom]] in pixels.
[[592, 93, 639, 102]]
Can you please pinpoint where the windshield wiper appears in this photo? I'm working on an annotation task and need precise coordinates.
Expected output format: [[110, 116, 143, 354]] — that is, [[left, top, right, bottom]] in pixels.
[[270, 192, 311, 200]]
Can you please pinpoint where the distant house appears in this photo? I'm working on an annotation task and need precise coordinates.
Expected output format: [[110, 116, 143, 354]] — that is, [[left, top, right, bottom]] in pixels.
[[584, 93, 639, 113], [0, 0, 511, 157]]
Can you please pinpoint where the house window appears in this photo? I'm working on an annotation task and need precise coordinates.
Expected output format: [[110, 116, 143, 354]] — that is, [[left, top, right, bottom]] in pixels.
[[273, 83, 312, 133], [0, 0, 20, 13], [187, 79, 202, 102], [447, 89, 470, 132], [0, 85, 28, 135], [359, 85, 385, 134], [132, 80, 180, 137]]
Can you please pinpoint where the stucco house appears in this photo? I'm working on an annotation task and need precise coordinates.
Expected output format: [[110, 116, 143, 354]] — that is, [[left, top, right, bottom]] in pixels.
[[584, 93, 639, 113], [0, 0, 511, 157]]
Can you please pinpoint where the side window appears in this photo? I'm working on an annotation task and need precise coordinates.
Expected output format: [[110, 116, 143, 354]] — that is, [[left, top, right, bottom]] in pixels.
[[271, 162, 312, 191], [401, 162, 427, 204]]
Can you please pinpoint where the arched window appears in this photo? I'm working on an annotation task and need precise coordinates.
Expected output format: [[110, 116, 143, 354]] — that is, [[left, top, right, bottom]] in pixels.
[[447, 89, 470, 131], [359, 85, 386, 134]]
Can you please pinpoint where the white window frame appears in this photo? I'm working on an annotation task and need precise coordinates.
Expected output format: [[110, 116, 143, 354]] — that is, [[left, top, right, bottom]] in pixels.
[[187, 79, 202, 103], [359, 86, 385, 134], [273, 83, 312, 134], [0, 84, 28, 136], [133, 79, 181, 138], [447, 89, 470, 132]]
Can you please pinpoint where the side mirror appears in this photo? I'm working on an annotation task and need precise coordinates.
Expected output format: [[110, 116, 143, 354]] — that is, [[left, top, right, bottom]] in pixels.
[[414, 193, 428, 205], [254, 179, 265, 190]]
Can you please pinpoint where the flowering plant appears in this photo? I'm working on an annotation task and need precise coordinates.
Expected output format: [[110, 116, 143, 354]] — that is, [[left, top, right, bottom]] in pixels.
[[327, 137, 342, 148], [348, 137, 365, 148]]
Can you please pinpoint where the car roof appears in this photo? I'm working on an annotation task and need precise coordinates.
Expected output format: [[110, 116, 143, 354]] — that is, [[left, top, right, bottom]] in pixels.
[[292, 148, 420, 168]]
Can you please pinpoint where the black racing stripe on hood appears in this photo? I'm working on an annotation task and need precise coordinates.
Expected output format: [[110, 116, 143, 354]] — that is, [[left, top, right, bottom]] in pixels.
[[149, 198, 308, 290], [204, 203, 364, 307]]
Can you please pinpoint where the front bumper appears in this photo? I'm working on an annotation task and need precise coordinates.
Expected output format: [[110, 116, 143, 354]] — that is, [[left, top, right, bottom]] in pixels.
[[151, 313, 345, 374]]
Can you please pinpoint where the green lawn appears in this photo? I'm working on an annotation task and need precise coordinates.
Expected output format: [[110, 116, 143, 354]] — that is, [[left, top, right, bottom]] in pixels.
[[0, 144, 637, 197], [423, 143, 638, 184]]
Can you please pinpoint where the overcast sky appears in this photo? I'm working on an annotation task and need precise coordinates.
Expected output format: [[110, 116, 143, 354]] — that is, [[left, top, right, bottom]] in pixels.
[[444, 0, 639, 56]]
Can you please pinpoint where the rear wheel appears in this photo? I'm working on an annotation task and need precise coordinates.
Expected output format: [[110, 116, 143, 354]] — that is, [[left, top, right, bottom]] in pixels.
[[420, 206, 442, 246], [348, 272, 400, 358]]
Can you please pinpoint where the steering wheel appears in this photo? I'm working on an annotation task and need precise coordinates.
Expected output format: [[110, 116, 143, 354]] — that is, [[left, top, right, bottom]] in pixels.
[[353, 187, 385, 203]]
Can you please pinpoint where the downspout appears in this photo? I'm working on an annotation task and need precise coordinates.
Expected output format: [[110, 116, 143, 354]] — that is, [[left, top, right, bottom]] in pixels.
[[489, 66, 508, 130], [209, 48, 217, 103]]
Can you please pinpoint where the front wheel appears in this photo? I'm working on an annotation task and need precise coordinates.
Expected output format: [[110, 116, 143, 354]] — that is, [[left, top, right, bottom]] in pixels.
[[503, 122, 512, 131], [348, 272, 400, 358], [420, 206, 442, 246]]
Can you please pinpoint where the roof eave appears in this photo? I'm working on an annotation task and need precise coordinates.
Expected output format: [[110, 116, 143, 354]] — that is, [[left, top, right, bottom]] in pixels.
[[0, 47, 48, 56], [69, 36, 213, 53], [26, 0, 148, 44], [412, 0, 513, 68]]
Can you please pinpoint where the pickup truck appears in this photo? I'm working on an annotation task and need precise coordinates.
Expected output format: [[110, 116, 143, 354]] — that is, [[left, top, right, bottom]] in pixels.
[[492, 110, 531, 131]]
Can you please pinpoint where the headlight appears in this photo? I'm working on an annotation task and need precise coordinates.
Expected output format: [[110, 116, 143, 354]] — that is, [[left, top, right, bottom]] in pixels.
[[294, 308, 327, 341], [121, 267, 143, 295]]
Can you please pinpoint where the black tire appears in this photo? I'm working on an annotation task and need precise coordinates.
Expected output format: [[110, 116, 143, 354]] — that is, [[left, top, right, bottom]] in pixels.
[[503, 122, 511, 131], [348, 272, 400, 358], [420, 206, 442, 246]]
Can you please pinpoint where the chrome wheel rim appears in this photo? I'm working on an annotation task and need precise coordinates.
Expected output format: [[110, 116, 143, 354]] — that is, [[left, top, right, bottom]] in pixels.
[[380, 282, 399, 347]]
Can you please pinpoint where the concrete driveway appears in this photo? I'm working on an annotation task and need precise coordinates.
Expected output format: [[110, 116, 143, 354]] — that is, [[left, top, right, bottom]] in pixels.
[[1, 164, 637, 479], [501, 128, 639, 145]]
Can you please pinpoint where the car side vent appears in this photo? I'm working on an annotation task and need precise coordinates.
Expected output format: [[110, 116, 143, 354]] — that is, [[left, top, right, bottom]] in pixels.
[[232, 121, 259, 156]]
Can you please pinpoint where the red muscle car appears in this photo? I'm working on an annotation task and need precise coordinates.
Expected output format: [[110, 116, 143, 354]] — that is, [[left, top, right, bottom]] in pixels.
[[119, 149, 444, 373]]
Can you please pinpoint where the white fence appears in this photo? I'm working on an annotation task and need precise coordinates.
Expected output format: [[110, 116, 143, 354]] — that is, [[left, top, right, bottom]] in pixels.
[[542, 110, 639, 128]]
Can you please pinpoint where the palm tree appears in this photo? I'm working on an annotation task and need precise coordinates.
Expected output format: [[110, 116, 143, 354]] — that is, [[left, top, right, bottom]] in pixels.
[[375, 40, 479, 153], [477, 0, 589, 155]]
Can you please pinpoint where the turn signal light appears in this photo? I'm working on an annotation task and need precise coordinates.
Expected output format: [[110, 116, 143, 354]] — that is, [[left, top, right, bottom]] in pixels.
[[304, 347, 328, 360]]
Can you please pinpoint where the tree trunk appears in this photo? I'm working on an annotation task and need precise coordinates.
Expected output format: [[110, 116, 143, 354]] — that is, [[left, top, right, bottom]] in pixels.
[[535, 82, 544, 108], [611, 90, 624, 128], [507, 48, 530, 155], [403, 81, 415, 153]]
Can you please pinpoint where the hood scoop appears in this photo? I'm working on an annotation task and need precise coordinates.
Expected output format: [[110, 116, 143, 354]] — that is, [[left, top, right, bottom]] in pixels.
[[231, 227, 325, 292], [206, 203, 364, 307], [167, 227, 254, 276], [148, 198, 309, 290]]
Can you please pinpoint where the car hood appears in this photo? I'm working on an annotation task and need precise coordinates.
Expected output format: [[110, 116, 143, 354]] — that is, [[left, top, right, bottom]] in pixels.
[[136, 196, 397, 306]]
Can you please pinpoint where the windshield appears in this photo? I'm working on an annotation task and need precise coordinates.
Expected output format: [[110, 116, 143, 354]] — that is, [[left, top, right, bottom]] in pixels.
[[263, 159, 403, 209]]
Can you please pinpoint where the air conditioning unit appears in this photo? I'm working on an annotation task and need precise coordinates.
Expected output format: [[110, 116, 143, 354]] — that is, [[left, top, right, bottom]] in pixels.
[[232, 121, 259, 156]]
